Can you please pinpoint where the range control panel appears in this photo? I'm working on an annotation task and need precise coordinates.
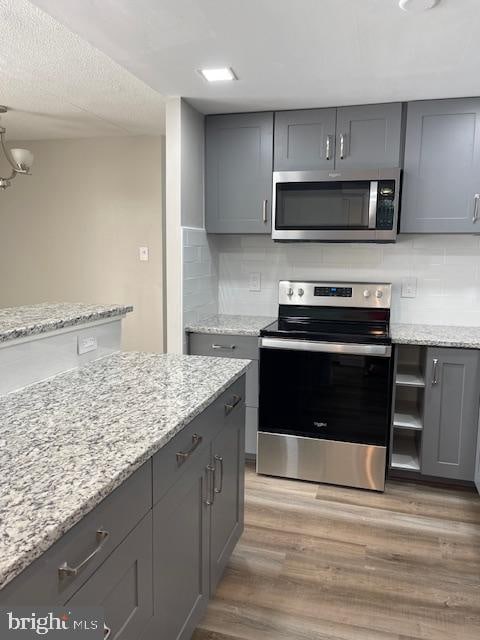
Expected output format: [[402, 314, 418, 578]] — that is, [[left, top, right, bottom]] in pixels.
[[279, 281, 392, 309]]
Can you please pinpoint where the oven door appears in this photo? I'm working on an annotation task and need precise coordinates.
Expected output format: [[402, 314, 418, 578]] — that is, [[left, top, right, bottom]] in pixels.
[[259, 338, 393, 446]]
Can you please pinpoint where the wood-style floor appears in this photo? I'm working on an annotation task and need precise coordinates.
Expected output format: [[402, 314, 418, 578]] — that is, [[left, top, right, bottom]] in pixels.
[[193, 464, 480, 640]]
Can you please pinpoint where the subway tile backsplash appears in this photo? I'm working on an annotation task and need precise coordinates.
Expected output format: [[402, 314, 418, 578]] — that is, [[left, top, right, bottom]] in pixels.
[[215, 235, 480, 325], [182, 227, 218, 328]]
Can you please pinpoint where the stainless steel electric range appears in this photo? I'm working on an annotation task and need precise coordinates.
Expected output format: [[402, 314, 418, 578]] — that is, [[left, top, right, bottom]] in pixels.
[[257, 281, 393, 491]]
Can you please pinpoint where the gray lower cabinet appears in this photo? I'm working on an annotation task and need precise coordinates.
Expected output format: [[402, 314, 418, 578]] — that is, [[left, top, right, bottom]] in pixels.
[[335, 103, 403, 169], [274, 108, 336, 171], [150, 447, 211, 640], [205, 112, 273, 234], [475, 417, 480, 493], [422, 348, 480, 480], [401, 98, 480, 233], [209, 400, 245, 593], [67, 513, 153, 639]]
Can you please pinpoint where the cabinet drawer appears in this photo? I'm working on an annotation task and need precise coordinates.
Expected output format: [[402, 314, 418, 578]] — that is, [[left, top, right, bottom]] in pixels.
[[67, 512, 153, 640], [189, 333, 258, 361], [152, 376, 246, 505], [0, 462, 152, 606]]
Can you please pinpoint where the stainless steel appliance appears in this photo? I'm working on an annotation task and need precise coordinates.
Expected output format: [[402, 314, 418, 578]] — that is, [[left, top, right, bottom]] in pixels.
[[257, 281, 393, 491], [272, 169, 401, 242]]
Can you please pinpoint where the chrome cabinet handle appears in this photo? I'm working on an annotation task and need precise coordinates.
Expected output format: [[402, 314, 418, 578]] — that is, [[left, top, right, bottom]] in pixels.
[[205, 464, 215, 505], [212, 343, 236, 350], [473, 194, 480, 223], [325, 135, 332, 160], [225, 394, 242, 415], [214, 455, 224, 494], [262, 199, 268, 224], [176, 433, 202, 466], [58, 530, 109, 579], [339, 133, 346, 159], [104, 624, 111, 639], [432, 358, 439, 385]]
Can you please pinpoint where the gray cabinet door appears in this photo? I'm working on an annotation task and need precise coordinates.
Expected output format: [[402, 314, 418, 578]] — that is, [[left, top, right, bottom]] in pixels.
[[422, 348, 480, 481], [67, 513, 153, 639], [401, 99, 480, 233], [274, 108, 336, 171], [209, 399, 245, 594], [152, 447, 210, 640], [205, 112, 273, 233], [335, 103, 403, 169], [475, 417, 480, 494]]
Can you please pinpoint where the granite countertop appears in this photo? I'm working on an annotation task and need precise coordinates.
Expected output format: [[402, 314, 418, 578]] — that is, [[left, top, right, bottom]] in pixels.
[[391, 323, 480, 348], [0, 352, 249, 590], [185, 314, 275, 337], [0, 302, 133, 344]]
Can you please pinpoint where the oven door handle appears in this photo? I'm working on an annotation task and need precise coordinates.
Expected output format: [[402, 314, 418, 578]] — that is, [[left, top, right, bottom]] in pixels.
[[260, 337, 391, 357]]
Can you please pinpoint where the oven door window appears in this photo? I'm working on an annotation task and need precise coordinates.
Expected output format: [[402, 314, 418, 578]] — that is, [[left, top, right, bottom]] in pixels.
[[259, 347, 392, 446], [275, 181, 374, 230]]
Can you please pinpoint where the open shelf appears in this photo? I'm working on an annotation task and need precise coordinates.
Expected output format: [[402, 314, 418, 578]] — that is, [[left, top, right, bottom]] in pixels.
[[391, 433, 420, 471], [393, 402, 423, 431], [396, 365, 425, 388]]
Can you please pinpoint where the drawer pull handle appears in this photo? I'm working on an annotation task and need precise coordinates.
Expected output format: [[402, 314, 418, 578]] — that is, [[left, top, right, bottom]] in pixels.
[[214, 455, 224, 494], [104, 624, 111, 639], [212, 344, 236, 350], [176, 433, 202, 465], [58, 529, 109, 579], [225, 394, 242, 415]]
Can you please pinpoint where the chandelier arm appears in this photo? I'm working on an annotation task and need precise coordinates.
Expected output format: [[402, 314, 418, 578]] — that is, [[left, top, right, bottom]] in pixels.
[[0, 128, 21, 173], [0, 168, 17, 182]]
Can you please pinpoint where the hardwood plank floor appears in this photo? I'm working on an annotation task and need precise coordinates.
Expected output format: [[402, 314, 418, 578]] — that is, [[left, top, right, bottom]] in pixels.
[[193, 464, 480, 640]]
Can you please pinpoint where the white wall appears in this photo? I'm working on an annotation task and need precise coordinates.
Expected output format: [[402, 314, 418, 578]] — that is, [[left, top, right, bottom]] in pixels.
[[216, 234, 480, 325], [0, 136, 165, 352]]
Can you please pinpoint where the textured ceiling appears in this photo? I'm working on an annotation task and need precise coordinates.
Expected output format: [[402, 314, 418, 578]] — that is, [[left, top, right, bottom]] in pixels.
[[29, 0, 480, 115], [0, 0, 166, 139]]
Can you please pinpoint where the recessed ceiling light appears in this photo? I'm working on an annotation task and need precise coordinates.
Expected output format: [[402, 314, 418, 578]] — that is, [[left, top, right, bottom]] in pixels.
[[199, 67, 237, 82], [399, 0, 439, 12]]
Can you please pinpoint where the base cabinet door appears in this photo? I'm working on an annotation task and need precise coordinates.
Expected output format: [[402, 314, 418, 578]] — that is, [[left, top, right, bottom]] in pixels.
[[209, 400, 245, 594], [67, 513, 153, 640], [422, 348, 480, 480], [401, 98, 480, 233], [151, 448, 210, 640]]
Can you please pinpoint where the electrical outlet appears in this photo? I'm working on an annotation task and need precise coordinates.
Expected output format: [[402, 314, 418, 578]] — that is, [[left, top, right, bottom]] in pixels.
[[78, 335, 98, 355], [139, 246, 149, 261], [401, 277, 417, 298], [248, 272, 261, 292]]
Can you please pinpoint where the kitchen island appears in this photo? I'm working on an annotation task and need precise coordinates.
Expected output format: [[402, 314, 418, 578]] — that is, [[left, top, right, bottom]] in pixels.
[[0, 351, 249, 640]]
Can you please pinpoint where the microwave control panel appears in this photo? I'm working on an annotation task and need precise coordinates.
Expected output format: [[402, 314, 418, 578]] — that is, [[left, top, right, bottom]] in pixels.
[[376, 180, 396, 230]]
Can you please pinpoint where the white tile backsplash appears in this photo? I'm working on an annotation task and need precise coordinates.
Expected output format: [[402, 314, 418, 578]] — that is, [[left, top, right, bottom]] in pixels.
[[214, 234, 480, 325], [182, 227, 218, 328]]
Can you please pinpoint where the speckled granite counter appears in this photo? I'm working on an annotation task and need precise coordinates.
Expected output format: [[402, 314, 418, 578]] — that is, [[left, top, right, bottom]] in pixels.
[[391, 323, 480, 348], [0, 302, 133, 344], [0, 352, 249, 590], [185, 314, 274, 337]]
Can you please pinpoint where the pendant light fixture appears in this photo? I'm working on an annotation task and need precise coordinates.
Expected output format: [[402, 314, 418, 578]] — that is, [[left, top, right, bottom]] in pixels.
[[0, 106, 34, 191]]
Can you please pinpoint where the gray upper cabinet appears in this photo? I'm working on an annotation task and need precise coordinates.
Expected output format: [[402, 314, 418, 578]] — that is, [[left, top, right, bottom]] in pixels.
[[205, 112, 273, 234], [274, 108, 336, 171], [422, 348, 480, 481], [401, 98, 480, 233], [335, 103, 403, 169]]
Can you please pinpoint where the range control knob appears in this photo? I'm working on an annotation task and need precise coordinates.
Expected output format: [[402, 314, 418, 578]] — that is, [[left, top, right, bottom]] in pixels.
[[287, 287, 294, 297], [376, 289, 383, 299], [363, 289, 371, 298], [298, 288, 305, 297]]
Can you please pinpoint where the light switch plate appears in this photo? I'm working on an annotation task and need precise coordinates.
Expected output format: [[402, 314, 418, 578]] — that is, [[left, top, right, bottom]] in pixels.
[[78, 335, 98, 355], [248, 272, 261, 292], [401, 277, 417, 298], [139, 246, 149, 261]]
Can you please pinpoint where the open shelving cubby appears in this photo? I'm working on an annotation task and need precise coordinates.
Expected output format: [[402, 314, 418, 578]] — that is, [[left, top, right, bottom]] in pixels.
[[390, 345, 426, 473]]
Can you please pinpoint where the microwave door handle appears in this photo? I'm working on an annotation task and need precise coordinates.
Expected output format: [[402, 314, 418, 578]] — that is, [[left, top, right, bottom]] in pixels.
[[368, 181, 378, 229]]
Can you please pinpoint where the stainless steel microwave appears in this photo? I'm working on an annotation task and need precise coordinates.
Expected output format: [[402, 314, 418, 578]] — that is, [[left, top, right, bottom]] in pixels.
[[272, 168, 401, 242]]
